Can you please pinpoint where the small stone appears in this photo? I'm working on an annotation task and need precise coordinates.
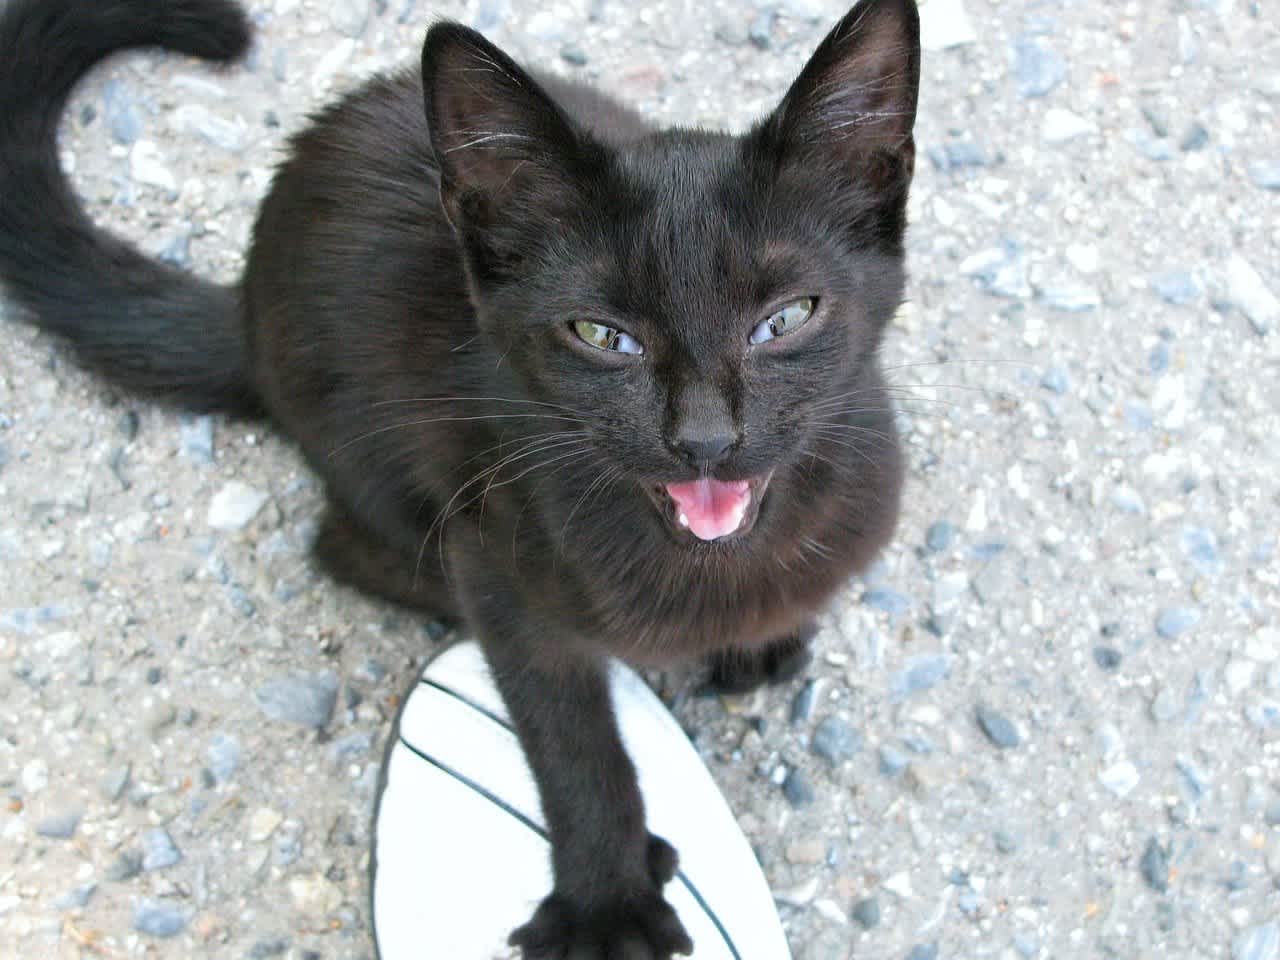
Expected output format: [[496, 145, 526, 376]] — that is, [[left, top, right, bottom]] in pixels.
[[891, 654, 952, 700], [1180, 527, 1222, 577], [785, 838, 826, 865], [879, 744, 910, 776], [781, 768, 815, 808], [329, 0, 370, 37], [36, 810, 82, 839], [790, 679, 817, 725], [961, 242, 1030, 298], [994, 829, 1020, 854], [559, 45, 587, 66], [1156, 606, 1202, 639], [925, 520, 954, 552], [54, 882, 97, 911], [862, 588, 911, 616], [1225, 253, 1279, 335], [976, 705, 1020, 748], [1012, 36, 1066, 98], [851, 896, 881, 929], [103, 80, 141, 145], [206, 734, 240, 782], [1040, 366, 1070, 394], [173, 104, 246, 152], [256, 671, 339, 729], [1111, 485, 1146, 514], [1180, 122, 1210, 152], [248, 807, 284, 843], [1249, 162, 1280, 191], [928, 140, 989, 173], [106, 851, 143, 882], [811, 717, 861, 766], [1149, 340, 1171, 373], [883, 871, 914, 898], [1234, 922, 1280, 960], [1151, 270, 1201, 305], [1094, 646, 1123, 671], [208, 482, 269, 530], [141, 828, 182, 871], [1141, 836, 1170, 893], [130, 140, 177, 192], [748, 9, 775, 49], [1247, 701, 1280, 731], [249, 939, 291, 959], [908, 945, 939, 960], [289, 874, 343, 915], [1042, 107, 1093, 143], [133, 899, 191, 938], [1041, 284, 1100, 312], [1151, 686, 1181, 723], [1099, 760, 1140, 798]]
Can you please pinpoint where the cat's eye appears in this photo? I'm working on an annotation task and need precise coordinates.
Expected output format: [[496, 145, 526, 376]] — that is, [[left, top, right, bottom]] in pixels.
[[749, 298, 817, 345], [572, 320, 644, 356]]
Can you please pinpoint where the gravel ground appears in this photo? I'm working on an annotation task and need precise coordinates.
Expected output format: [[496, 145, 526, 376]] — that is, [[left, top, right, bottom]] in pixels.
[[2, 0, 1279, 957]]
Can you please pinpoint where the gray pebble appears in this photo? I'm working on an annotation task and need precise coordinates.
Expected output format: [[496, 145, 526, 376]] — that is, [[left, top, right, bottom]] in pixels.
[[994, 829, 1020, 854], [1111, 486, 1146, 514], [1093, 646, 1122, 671], [106, 850, 143, 882], [1180, 122, 1210, 152], [472, 0, 509, 31], [560, 45, 588, 66], [102, 79, 141, 145], [256, 671, 340, 729], [748, 9, 775, 49], [249, 938, 291, 958], [781, 768, 815, 808], [118, 410, 140, 441], [790, 679, 817, 725], [890, 654, 952, 700], [141, 827, 182, 871], [1180, 526, 1222, 577], [810, 717, 861, 766], [878, 744, 910, 776], [1249, 162, 1280, 191], [1156, 606, 1202, 639], [1233, 922, 1279, 960], [925, 520, 954, 552], [206, 733, 241, 783], [1247, 701, 1280, 731], [851, 895, 881, 929], [976, 705, 1021, 748], [1149, 340, 1171, 374], [53, 882, 97, 911], [330, 731, 374, 759], [1012, 36, 1066, 98], [1151, 270, 1201, 305], [330, 0, 370, 37], [961, 241, 1030, 299], [862, 588, 911, 616], [1141, 836, 1170, 893], [133, 899, 191, 938], [927, 140, 990, 173], [180, 415, 214, 464], [36, 810, 82, 839], [908, 945, 939, 960], [1040, 366, 1069, 395]]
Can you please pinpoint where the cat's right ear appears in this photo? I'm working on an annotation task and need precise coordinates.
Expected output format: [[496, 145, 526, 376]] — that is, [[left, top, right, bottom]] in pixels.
[[421, 24, 586, 233]]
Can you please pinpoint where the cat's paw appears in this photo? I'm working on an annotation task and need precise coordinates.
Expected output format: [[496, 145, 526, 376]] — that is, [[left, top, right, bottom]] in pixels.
[[706, 622, 816, 695], [508, 889, 693, 960]]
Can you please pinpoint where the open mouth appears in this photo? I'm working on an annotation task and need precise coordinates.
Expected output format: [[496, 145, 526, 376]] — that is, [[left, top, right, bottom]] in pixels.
[[647, 473, 772, 543]]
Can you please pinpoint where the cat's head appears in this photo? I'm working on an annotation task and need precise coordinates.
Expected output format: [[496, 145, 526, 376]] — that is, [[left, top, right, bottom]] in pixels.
[[421, 0, 919, 545]]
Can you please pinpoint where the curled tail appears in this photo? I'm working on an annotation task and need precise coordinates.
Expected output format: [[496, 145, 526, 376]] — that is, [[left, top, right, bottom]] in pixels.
[[0, 0, 260, 414]]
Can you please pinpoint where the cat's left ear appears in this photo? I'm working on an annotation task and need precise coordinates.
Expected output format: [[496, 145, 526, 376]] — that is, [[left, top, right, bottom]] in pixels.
[[421, 24, 589, 233], [755, 0, 920, 193]]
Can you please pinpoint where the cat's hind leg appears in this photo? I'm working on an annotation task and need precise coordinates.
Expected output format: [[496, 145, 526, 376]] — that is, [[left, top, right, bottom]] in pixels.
[[311, 503, 459, 622], [705, 621, 816, 695]]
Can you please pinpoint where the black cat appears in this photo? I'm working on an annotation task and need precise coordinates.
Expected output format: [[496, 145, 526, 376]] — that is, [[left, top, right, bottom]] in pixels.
[[0, 0, 920, 955]]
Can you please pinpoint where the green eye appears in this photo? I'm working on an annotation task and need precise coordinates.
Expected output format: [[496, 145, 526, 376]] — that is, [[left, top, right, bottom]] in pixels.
[[572, 320, 644, 355], [750, 297, 816, 344]]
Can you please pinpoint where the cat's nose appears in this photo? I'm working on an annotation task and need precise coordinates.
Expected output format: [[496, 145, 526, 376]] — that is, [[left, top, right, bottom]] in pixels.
[[671, 429, 738, 468]]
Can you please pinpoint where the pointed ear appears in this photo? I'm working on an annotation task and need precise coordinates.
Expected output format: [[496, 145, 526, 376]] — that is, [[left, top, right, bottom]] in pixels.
[[759, 0, 920, 191], [421, 23, 587, 232]]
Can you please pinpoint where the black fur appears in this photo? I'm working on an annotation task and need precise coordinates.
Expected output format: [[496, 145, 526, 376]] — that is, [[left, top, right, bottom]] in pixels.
[[0, 1, 921, 956]]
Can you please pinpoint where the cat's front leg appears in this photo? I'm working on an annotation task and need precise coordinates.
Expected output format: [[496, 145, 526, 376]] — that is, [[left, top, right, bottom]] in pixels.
[[706, 620, 817, 695], [457, 566, 692, 958]]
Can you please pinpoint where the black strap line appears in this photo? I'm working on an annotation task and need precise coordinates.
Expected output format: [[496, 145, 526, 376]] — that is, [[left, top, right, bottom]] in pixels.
[[408, 678, 743, 959]]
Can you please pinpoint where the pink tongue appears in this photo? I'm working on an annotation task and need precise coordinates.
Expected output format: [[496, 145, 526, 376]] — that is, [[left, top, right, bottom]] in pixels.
[[664, 478, 751, 541]]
